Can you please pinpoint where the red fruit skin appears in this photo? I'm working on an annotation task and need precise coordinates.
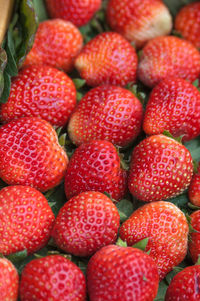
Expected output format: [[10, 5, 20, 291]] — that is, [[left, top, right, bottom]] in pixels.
[[0, 117, 68, 192], [188, 210, 200, 263], [20, 255, 86, 301], [188, 163, 200, 206], [120, 201, 189, 280], [75, 32, 138, 87], [64, 140, 127, 201], [45, 0, 102, 27], [52, 191, 120, 257], [23, 19, 83, 72], [165, 265, 200, 300], [0, 65, 76, 127], [0, 258, 19, 301], [143, 77, 200, 142], [68, 85, 143, 147], [0, 186, 55, 255], [128, 134, 193, 202], [87, 245, 159, 301], [138, 36, 200, 88], [107, 0, 172, 48]]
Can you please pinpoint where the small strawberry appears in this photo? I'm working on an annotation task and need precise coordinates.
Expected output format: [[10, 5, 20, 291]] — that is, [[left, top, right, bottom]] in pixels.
[[175, 2, 200, 49], [120, 201, 189, 280], [0, 117, 68, 191], [23, 19, 83, 72], [75, 32, 138, 87], [188, 210, 200, 263], [128, 134, 193, 202], [0, 65, 76, 127], [138, 36, 200, 87], [64, 140, 127, 201], [143, 77, 200, 141], [45, 0, 102, 27], [0, 258, 19, 301], [52, 191, 120, 257], [68, 85, 143, 147], [188, 163, 200, 207], [20, 255, 86, 301], [107, 0, 172, 48], [87, 245, 159, 301]]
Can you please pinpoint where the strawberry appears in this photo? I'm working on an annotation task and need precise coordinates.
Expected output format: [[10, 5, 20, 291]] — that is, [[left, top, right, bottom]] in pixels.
[[52, 191, 120, 257], [138, 36, 200, 87], [0, 186, 55, 255], [128, 134, 193, 202], [0, 117, 68, 191], [0, 258, 19, 301], [75, 32, 138, 87], [188, 210, 200, 263], [120, 201, 189, 280], [175, 2, 200, 49], [64, 140, 127, 201], [188, 163, 200, 206], [68, 85, 143, 147], [23, 19, 83, 72], [45, 0, 102, 27], [20, 255, 86, 301], [0, 65, 76, 127], [143, 77, 200, 141], [107, 0, 172, 48], [87, 245, 159, 301]]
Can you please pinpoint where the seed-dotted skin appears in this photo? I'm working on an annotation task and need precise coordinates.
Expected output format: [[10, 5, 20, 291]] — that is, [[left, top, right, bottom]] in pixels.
[[189, 162, 200, 207], [75, 32, 138, 87], [188, 210, 200, 263], [138, 36, 200, 87], [143, 77, 200, 141], [68, 85, 143, 147], [128, 134, 193, 202], [0, 186, 55, 255], [52, 191, 120, 256], [23, 19, 83, 72], [0, 258, 19, 301], [20, 255, 86, 301], [120, 201, 189, 280], [0, 65, 76, 127], [0, 117, 68, 191], [107, 0, 172, 48], [87, 245, 159, 301]]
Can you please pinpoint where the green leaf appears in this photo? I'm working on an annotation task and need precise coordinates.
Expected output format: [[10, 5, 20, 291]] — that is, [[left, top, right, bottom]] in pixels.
[[0, 71, 11, 103], [169, 192, 189, 210], [163, 0, 197, 17], [0, 48, 7, 97], [162, 130, 183, 144], [116, 237, 127, 247], [46, 183, 67, 217], [184, 136, 200, 162], [132, 238, 149, 251], [6, 249, 28, 262], [32, 0, 48, 22], [116, 198, 134, 222], [73, 78, 86, 90], [154, 280, 168, 301]]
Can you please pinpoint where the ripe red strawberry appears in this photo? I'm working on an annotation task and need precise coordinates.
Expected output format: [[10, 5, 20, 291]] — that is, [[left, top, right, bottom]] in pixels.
[[165, 265, 200, 300], [0, 65, 76, 127], [20, 255, 86, 301], [0, 258, 19, 301], [175, 2, 200, 49], [107, 0, 172, 48], [23, 19, 83, 72], [68, 85, 143, 147], [52, 191, 120, 256], [188, 162, 200, 207], [75, 32, 138, 87], [0, 117, 68, 191], [45, 0, 102, 27], [188, 210, 200, 263], [143, 77, 200, 141], [120, 201, 189, 280], [64, 140, 127, 201], [138, 36, 200, 87], [87, 245, 159, 301], [128, 134, 193, 202]]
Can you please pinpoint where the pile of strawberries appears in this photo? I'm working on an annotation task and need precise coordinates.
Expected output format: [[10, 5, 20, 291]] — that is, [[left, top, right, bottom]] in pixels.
[[1, 0, 200, 300]]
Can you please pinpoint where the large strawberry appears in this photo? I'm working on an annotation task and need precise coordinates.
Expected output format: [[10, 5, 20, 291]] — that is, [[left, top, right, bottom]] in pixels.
[[128, 134, 193, 202], [188, 210, 200, 263], [75, 32, 138, 87], [0, 258, 19, 301], [120, 201, 189, 280], [0, 65, 76, 127], [68, 85, 143, 147], [0, 117, 68, 191], [23, 19, 83, 72], [143, 77, 200, 141], [188, 162, 200, 207], [52, 191, 120, 257], [107, 0, 172, 48], [138, 36, 200, 87], [20, 255, 86, 301], [87, 245, 159, 301]]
